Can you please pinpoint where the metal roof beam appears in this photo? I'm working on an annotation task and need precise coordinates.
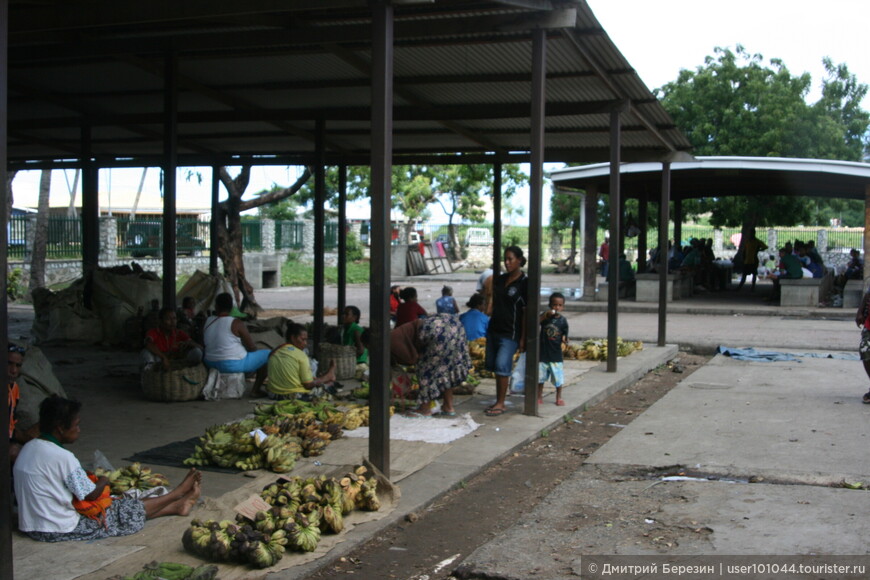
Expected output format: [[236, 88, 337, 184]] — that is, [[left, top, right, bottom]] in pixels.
[[9, 79, 217, 156], [10, 100, 629, 129], [121, 54, 356, 156], [10, 1, 367, 34], [11, 9, 576, 62]]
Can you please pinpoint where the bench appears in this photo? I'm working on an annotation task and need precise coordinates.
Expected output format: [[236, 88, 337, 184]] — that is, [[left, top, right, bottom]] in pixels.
[[779, 270, 833, 307], [596, 279, 636, 301], [843, 279, 865, 309], [635, 272, 691, 302]]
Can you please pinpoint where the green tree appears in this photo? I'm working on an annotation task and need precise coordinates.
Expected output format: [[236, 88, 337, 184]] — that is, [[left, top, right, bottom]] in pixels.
[[427, 164, 527, 259], [655, 46, 869, 236]]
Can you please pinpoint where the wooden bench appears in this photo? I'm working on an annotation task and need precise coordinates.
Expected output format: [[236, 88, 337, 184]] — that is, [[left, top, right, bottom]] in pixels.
[[779, 270, 833, 307]]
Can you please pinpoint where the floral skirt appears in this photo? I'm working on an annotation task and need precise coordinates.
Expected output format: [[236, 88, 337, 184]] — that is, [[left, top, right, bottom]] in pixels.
[[416, 314, 471, 404], [27, 497, 146, 542]]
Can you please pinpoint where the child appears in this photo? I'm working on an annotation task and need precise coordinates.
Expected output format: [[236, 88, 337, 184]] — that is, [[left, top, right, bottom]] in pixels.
[[435, 285, 460, 315], [395, 287, 427, 327], [341, 306, 368, 364], [538, 292, 569, 406], [459, 294, 489, 341]]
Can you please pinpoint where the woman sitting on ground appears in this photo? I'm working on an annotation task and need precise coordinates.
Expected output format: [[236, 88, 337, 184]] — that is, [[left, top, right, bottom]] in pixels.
[[267, 323, 337, 400], [141, 307, 203, 370], [395, 287, 427, 327], [13, 396, 201, 542], [459, 294, 489, 341]]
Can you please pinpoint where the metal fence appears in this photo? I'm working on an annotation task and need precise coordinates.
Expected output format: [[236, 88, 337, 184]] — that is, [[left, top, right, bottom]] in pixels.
[[116, 217, 210, 257], [8, 215, 82, 259], [275, 220, 305, 249]]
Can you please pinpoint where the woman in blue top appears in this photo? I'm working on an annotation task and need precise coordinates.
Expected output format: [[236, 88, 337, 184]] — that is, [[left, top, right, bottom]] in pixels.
[[459, 293, 489, 341], [435, 285, 460, 315]]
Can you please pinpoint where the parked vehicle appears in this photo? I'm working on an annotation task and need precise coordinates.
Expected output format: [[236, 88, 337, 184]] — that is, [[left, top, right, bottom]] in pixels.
[[125, 221, 205, 257], [464, 227, 493, 246]]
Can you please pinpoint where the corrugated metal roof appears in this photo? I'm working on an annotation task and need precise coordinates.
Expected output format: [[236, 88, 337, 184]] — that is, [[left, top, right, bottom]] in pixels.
[[7, 0, 692, 168], [551, 157, 870, 200]]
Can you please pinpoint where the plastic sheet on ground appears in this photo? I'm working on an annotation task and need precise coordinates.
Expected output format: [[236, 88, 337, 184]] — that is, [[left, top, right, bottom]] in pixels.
[[343, 412, 481, 444], [717, 346, 858, 362]]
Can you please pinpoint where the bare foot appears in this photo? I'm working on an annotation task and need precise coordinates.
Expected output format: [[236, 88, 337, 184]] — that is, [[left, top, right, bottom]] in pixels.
[[177, 468, 201, 493], [178, 479, 201, 516]]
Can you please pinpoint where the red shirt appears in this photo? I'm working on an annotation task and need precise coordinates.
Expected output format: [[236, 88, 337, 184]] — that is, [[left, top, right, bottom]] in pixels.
[[8, 382, 19, 439], [390, 294, 401, 316], [145, 328, 191, 354], [396, 301, 427, 328]]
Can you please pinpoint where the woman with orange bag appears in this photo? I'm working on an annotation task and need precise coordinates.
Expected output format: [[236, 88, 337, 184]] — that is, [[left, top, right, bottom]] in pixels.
[[13, 396, 202, 542]]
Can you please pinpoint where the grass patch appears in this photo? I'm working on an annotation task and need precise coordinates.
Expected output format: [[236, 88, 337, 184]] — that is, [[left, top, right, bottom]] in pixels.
[[281, 260, 371, 286]]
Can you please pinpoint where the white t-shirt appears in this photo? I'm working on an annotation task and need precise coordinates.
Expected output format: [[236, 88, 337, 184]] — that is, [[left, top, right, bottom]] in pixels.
[[13, 439, 94, 533], [203, 315, 246, 361]]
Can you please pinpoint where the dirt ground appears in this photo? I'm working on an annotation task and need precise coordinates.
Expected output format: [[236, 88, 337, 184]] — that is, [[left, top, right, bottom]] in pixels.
[[304, 353, 710, 580]]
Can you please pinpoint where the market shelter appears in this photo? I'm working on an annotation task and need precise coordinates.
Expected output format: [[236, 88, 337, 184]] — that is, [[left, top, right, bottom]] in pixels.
[[551, 156, 870, 341], [2, 2, 692, 575]]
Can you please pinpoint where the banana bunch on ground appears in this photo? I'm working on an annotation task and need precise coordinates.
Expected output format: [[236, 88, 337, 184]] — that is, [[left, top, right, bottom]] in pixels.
[[113, 559, 218, 580], [467, 338, 495, 378], [181, 468, 382, 569], [94, 463, 170, 494], [183, 518, 287, 569], [342, 405, 368, 430], [572, 338, 644, 361], [257, 432, 301, 473], [254, 399, 344, 423], [183, 419, 287, 472], [339, 464, 381, 511]]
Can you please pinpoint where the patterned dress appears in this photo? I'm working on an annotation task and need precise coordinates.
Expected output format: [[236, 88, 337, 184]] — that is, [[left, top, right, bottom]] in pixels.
[[415, 314, 471, 404]]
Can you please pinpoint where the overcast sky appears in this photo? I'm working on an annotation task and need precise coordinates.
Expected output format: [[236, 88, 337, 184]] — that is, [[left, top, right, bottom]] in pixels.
[[12, 0, 870, 225]]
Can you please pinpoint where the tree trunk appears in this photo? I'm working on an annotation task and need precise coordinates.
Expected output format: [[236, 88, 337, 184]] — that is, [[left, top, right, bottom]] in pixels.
[[402, 221, 415, 244], [29, 170, 51, 292], [446, 220, 461, 261], [66, 168, 80, 218], [216, 165, 312, 316]]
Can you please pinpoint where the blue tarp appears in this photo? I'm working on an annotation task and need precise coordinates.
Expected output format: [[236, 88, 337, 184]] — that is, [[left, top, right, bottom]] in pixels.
[[717, 346, 859, 362]]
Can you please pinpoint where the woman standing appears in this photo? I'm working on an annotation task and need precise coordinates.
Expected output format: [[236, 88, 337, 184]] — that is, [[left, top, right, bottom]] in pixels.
[[484, 246, 528, 417]]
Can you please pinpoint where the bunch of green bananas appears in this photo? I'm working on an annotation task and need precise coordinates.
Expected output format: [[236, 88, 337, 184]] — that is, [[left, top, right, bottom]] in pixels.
[[95, 463, 170, 494], [119, 560, 217, 580]]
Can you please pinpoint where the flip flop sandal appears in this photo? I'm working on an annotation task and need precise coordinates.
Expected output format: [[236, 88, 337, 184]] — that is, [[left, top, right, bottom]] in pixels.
[[484, 407, 506, 417], [404, 411, 431, 418]]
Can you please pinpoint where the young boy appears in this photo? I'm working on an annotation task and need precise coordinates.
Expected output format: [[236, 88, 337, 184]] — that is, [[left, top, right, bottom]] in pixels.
[[538, 292, 569, 406]]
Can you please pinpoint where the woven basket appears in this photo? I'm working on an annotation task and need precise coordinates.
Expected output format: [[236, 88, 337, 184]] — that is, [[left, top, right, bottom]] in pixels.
[[319, 343, 358, 380], [141, 361, 207, 402]]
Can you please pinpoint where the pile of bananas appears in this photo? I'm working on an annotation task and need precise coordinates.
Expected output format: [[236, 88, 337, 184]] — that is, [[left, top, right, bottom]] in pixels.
[[94, 463, 169, 494], [253, 399, 345, 425], [468, 338, 494, 378], [570, 338, 644, 361], [114, 560, 217, 580], [182, 466, 382, 569], [183, 419, 301, 473]]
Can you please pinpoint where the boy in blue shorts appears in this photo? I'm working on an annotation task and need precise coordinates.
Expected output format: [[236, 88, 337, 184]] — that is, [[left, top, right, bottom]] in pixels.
[[538, 292, 569, 406]]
